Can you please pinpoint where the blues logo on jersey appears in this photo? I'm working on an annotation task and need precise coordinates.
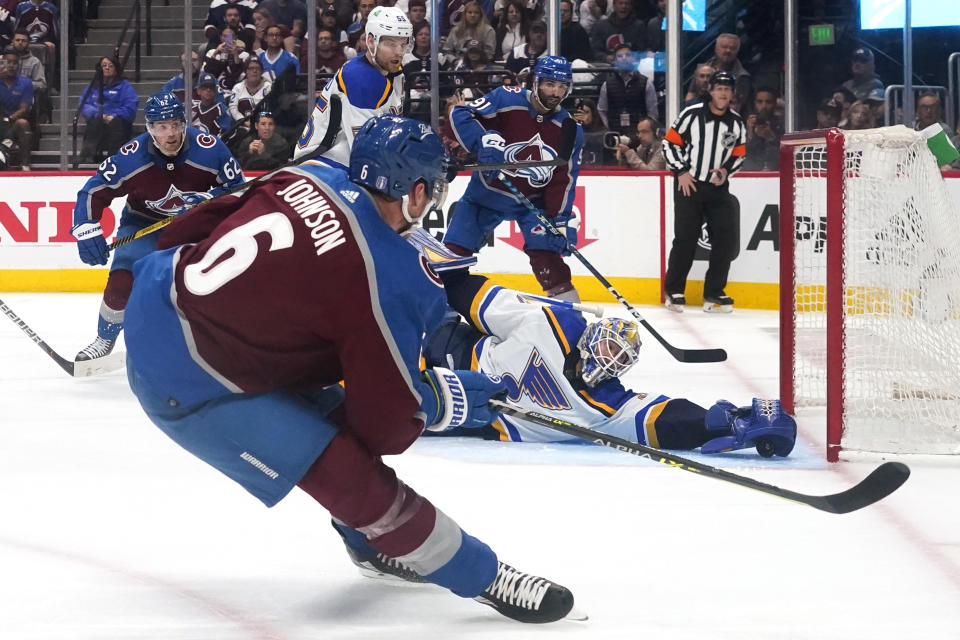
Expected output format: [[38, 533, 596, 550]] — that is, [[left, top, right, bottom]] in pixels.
[[501, 348, 572, 411]]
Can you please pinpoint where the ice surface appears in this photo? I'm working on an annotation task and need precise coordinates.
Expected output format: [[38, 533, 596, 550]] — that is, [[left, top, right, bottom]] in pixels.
[[2, 293, 958, 639]]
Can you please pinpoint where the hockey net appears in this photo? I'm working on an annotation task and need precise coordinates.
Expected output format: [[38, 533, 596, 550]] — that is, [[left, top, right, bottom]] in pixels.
[[779, 126, 960, 461]]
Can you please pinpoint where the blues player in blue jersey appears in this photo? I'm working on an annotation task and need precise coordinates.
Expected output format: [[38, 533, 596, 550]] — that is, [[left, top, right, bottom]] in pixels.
[[70, 92, 244, 361], [446, 55, 586, 302], [121, 114, 578, 624]]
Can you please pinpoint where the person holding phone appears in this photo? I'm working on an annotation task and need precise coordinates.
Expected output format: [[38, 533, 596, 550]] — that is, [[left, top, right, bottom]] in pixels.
[[203, 26, 250, 92]]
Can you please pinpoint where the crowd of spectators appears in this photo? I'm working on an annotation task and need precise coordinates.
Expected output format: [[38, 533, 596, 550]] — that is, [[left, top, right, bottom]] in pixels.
[[0, 0, 955, 172]]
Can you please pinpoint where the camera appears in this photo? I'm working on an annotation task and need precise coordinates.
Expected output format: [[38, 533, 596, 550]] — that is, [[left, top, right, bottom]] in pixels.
[[602, 131, 630, 150]]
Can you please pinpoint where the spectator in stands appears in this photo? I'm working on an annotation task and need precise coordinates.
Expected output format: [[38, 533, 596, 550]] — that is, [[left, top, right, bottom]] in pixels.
[[846, 100, 875, 130], [14, 0, 56, 78], [346, 0, 375, 50], [578, 0, 610, 35], [191, 71, 233, 135], [645, 0, 665, 51], [0, 50, 32, 169], [301, 26, 348, 74], [77, 55, 138, 164], [161, 49, 203, 104], [494, 0, 526, 60], [682, 63, 713, 107], [9, 28, 43, 119], [259, 24, 300, 83], [403, 21, 440, 121], [863, 86, 886, 125], [571, 97, 607, 166], [203, 26, 250, 93], [236, 111, 289, 169], [454, 39, 501, 94], [228, 56, 271, 127], [0, 7, 14, 56], [406, 0, 427, 26], [914, 91, 960, 170], [560, 0, 591, 63], [815, 98, 841, 129], [616, 115, 664, 170], [316, 0, 354, 33], [830, 86, 855, 127], [258, 0, 307, 50], [692, 33, 751, 113], [589, 0, 646, 64], [204, 1, 257, 51], [598, 44, 657, 134], [317, 8, 350, 49], [444, 1, 495, 63], [251, 7, 276, 54], [505, 19, 546, 77], [841, 47, 884, 103], [743, 87, 782, 170]]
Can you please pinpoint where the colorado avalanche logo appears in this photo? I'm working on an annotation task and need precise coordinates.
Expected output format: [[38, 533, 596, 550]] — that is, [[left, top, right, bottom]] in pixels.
[[144, 184, 196, 216], [501, 348, 572, 410], [418, 254, 444, 287], [501, 134, 558, 187]]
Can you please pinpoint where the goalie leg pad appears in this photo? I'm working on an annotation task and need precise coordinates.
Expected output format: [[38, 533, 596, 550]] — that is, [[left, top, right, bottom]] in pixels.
[[701, 398, 797, 457]]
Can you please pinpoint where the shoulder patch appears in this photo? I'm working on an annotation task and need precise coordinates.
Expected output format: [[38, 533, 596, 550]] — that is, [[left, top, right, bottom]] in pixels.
[[503, 86, 522, 93], [196, 133, 218, 148], [119, 140, 139, 155]]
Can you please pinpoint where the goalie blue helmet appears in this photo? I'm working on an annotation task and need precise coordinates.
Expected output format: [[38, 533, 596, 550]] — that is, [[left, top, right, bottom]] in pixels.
[[350, 114, 450, 224], [144, 92, 185, 123], [576, 318, 642, 386]]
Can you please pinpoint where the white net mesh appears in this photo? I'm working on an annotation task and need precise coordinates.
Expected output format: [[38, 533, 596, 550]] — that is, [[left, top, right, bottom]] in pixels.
[[789, 126, 960, 455]]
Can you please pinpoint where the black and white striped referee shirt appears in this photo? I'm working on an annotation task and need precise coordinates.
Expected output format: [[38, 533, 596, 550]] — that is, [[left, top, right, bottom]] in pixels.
[[662, 101, 747, 182]]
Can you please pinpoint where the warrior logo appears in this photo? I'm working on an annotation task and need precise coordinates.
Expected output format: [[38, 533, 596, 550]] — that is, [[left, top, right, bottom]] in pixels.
[[501, 348, 572, 411], [145, 184, 201, 216], [501, 134, 558, 187]]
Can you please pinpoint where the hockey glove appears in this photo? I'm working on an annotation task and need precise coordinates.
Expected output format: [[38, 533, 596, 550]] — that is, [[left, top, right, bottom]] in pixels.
[[173, 191, 214, 215], [478, 131, 506, 180], [547, 212, 580, 256], [71, 220, 109, 266], [422, 367, 507, 432]]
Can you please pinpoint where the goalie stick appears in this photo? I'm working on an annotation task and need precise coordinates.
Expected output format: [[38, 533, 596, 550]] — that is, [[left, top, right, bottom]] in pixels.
[[110, 94, 345, 252], [0, 297, 126, 377], [489, 400, 910, 514], [497, 173, 727, 364]]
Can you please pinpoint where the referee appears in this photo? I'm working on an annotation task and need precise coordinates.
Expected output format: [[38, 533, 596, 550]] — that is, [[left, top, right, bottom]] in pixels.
[[662, 70, 746, 313]]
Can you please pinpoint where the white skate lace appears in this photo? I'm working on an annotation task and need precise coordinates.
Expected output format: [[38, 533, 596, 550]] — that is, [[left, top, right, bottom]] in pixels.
[[484, 564, 551, 610], [78, 337, 115, 359]]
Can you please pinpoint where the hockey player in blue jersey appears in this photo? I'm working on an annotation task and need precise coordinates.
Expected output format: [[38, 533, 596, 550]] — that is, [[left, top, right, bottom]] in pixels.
[[70, 92, 244, 361], [446, 55, 586, 302], [121, 114, 577, 624]]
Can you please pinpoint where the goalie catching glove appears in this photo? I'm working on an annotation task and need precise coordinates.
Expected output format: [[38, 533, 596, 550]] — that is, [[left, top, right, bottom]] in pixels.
[[421, 367, 506, 431]]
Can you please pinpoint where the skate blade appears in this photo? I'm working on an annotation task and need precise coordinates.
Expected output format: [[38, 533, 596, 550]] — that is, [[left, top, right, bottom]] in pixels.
[[564, 605, 589, 622], [73, 350, 127, 377], [356, 566, 428, 587], [703, 304, 733, 314]]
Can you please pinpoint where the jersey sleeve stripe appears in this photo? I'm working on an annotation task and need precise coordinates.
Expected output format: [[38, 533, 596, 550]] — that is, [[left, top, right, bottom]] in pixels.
[[468, 280, 501, 333], [336, 68, 347, 96], [491, 417, 516, 441], [637, 397, 670, 448], [471, 336, 488, 371], [375, 77, 393, 109], [541, 307, 572, 355], [576, 389, 617, 417]]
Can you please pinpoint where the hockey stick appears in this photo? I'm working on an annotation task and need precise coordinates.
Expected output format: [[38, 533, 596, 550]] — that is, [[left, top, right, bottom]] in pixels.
[[453, 118, 579, 173], [490, 400, 910, 514], [496, 173, 727, 363], [109, 94, 344, 252], [515, 292, 604, 318], [0, 297, 126, 377]]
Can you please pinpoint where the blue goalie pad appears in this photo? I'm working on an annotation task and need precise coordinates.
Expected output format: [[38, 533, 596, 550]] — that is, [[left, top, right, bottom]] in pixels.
[[702, 398, 797, 457]]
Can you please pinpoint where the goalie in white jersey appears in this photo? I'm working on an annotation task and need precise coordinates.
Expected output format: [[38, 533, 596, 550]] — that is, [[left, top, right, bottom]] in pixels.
[[294, 6, 410, 168], [431, 268, 798, 458]]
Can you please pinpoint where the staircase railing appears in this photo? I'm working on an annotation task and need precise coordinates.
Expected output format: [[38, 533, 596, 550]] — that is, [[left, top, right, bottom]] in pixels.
[[113, 0, 147, 82]]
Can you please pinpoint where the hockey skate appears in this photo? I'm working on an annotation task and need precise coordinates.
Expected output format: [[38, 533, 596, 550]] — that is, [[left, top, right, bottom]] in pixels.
[[332, 521, 426, 584], [703, 293, 734, 313], [474, 561, 578, 623], [664, 293, 686, 312], [702, 398, 797, 457], [75, 336, 116, 361]]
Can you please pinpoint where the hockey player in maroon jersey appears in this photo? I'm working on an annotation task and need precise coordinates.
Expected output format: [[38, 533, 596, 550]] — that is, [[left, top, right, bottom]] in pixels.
[[121, 114, 579, 624], [70, 92, 244, 361], [447, 54, 585, 302]]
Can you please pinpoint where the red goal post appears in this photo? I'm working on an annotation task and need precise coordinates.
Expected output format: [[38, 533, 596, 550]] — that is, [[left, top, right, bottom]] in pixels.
[[779, 126, 960, 462]]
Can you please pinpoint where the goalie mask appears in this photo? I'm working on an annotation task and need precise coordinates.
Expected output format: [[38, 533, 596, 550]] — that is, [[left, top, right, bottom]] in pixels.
[[577, 318, 642, 386]]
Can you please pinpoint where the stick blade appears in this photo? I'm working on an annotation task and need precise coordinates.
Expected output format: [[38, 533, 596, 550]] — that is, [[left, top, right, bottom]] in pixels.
[[72, 350, 127, 377], [673, 347, 728, 363], [813, 462, 910, 514]]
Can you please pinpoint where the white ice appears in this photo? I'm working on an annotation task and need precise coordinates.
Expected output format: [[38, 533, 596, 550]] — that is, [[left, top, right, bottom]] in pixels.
[[2, 293, 959, 640]]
